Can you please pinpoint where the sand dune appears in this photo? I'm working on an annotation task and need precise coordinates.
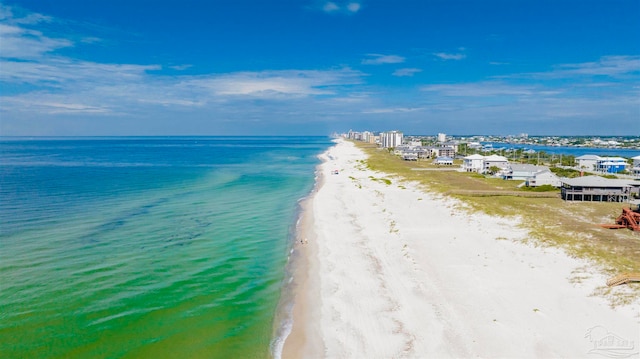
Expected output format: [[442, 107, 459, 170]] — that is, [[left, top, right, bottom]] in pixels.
[[283, 139, 639, 358]]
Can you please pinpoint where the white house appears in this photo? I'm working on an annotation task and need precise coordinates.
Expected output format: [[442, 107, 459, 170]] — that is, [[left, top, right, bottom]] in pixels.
[[575, 155, 601, 171], [526, 170, 561, 187], [433, 156, 454, 165], [504, 164, 549, 181], [462, 154, 484, 172], [632, 155, 640, 176], [483, 155, 510, 173]]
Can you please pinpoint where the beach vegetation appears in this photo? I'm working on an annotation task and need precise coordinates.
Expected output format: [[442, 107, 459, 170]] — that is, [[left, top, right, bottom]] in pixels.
[[487, 166, 502, 175], [549, 167, 583, 178], [369, 176, 392, 185], [520, 185, 558, 192], [353, 141, 640, 302], [600, 174, 618, 179]]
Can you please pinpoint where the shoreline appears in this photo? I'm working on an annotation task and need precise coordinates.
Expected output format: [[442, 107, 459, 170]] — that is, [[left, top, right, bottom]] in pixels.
[[282, 139, 639, 358], [278, 147, 329, 359]]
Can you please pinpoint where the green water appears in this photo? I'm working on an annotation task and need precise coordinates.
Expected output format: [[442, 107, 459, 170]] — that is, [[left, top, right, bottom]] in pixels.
[[0, 137, 330, 358]]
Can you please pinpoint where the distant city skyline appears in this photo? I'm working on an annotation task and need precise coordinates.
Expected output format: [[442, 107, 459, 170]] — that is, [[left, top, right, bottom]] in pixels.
[[1, 0, 639, 136]]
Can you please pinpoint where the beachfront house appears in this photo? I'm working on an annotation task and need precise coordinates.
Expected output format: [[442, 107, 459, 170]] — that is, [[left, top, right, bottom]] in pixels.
[[575, 155, 601, 171], [595, 157, 629, 174], [483, 155, 510, 174], [503, 164, 549, 181], [526, 170, 561, 188], [633, 155, 640, 176], [560, 176, 634, 202], [433, 156, 454, 165], [462, 154, 484, 172]]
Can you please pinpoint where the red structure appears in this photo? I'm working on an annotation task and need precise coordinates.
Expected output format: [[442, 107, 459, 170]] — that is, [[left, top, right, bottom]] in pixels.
[[600, 207, 640, 231]]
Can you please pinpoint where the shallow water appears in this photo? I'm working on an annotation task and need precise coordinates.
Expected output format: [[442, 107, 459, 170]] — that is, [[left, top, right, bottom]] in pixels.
[[0, 136, 331, 358]]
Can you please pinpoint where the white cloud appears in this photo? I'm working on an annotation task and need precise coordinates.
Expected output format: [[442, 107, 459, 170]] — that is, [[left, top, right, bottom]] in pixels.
[[421, 82, 535, 97], [319, 1, 362, 14], [184, 69, 363, 97], [362, 54, 405, 65], [0, 24, 73, 59], [392, 68, 422, 77], [0, 3, 51, 25], [347, 2, 361, 12], [363, 107, 424, 114], [169, 64, 193, 71], [323, 2, 339, 12], [546, 56, 640, 78], [433, 52, 466, 61]]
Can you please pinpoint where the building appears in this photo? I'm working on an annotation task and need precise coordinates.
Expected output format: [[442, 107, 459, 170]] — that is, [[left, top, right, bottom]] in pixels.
[[437, 133, 447, 142], [483, 155, 510, 174], [526, 170, 561, 187], [560, 176, 635, 202], [433, 156, 454, 165], [595, 157, 629, 173], [432, 145, 456, 158], [575, 155, 601, 171], [503, 164, 549, 181], [380, 131, 403, 148], [462, 154, 484, 172], [632, 155, 640, 176]]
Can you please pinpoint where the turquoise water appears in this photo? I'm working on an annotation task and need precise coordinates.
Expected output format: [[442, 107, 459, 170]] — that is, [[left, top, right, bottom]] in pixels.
[[0, 137, 331, 358]]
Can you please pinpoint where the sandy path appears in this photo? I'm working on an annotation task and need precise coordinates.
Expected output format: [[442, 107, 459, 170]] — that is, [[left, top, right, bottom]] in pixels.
[[284, 139, 639, 358]]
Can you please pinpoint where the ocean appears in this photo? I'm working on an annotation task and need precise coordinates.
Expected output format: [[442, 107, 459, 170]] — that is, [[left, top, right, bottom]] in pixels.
[[0, 136, 332, 359]]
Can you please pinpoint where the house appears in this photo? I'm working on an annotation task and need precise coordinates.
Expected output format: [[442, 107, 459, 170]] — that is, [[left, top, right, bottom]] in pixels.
[[575, 155, 601, 171], [462, 154, 484, 172], [560, 176, 634, 202], [483, 155, 510, 174], [503, 164, 549, 181], [595, 157, 629, 173], [433, 156, 454, 165], [633, 155, 640, 176], [526, 170, 561, 187]]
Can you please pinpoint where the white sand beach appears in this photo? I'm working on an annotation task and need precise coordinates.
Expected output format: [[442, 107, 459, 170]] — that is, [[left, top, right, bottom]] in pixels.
[[282, 139, 639, 358]]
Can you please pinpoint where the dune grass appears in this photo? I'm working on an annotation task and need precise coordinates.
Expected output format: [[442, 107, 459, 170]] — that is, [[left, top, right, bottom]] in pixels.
[[355, 142, 640, 302]]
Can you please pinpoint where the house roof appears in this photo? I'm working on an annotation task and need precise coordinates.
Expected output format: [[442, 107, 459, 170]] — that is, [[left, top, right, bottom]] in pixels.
[[597, 157, 627, 162], [484, 155, 508, 162], [576, 155, 601, 160], [534, 169, 557, 177], [633, 155, 640, 160], [464, 154, 484, 160], [599, 161, 628, 166], [509, 164, 549, 173], [560, 175, 633, 188]]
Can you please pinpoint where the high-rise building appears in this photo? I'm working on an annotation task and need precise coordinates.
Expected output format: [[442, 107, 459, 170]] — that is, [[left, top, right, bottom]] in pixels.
[[380, 131, 403, 148]]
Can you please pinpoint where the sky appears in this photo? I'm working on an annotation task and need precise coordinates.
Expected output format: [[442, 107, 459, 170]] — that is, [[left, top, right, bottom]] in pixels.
[[0, 0, 639, 136]]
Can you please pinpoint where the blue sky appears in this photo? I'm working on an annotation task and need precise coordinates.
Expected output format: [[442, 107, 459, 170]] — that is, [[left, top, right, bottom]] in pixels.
[[1, 0, 639, 136]]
